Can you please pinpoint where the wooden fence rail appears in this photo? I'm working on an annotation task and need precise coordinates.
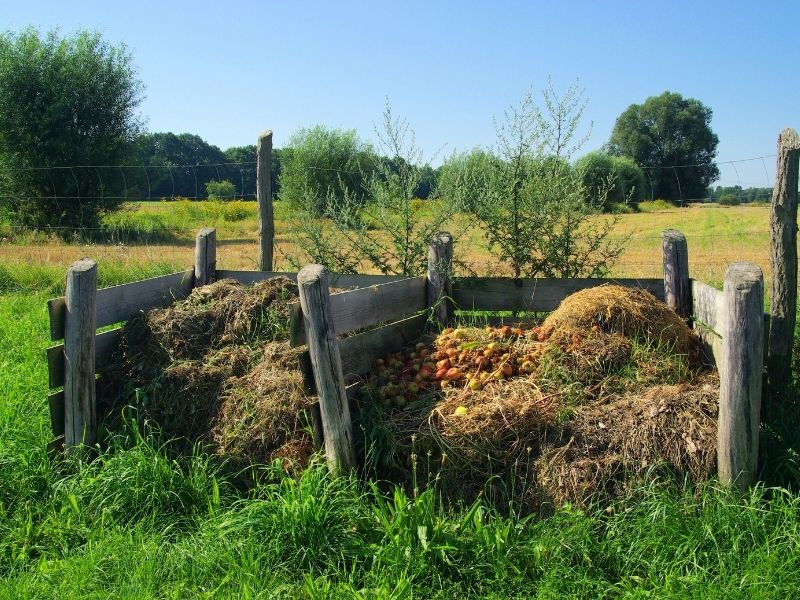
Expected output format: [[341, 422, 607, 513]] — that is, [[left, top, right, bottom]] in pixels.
[[44, 226, 767, 488]]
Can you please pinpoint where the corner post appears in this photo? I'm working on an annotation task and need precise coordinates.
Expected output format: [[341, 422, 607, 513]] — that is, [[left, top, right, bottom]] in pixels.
[[297, 264, 355, 474], [64, 259, 97, 451], [718, 262, 764, 489], [257, 130, 274, 271], [194, 227, 217, 287], [767, 128, 800, 400], [427, 232, 453, 329], [662, 229, 691, 318]]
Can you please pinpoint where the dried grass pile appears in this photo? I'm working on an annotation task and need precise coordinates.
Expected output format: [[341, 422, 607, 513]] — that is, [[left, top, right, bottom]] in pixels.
[[102, 277, 314, 470], [542, 284, 693, 353], [535, 376, 719, 507]]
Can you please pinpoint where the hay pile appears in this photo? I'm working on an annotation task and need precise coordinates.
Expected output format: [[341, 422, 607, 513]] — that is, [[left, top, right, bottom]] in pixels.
[[541, 284, 693, 353], [102, 277, 314, 470]]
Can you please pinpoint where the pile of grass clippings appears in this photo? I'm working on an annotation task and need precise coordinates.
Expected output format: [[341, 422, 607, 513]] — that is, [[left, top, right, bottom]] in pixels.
[[101, 277, 314, 470]]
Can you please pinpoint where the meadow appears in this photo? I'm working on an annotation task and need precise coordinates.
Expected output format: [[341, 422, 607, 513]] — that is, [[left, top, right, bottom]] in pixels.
[[1, 200, 798, 598]]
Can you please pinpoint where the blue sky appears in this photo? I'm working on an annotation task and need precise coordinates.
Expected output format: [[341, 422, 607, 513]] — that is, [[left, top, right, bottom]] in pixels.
[[5, 0, 799, 187]]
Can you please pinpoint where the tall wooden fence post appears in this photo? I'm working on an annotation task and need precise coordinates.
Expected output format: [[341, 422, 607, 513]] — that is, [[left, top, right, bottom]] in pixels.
[[427, 232, 453, 329], [194, 227, 216, 287], [662, 229, 691, 318], [64, 259, 97, 451], [297, 264, 355, 474], [718, 262, 764, 490], [767, 128, 800, 401], [257, 129, 274, 272]]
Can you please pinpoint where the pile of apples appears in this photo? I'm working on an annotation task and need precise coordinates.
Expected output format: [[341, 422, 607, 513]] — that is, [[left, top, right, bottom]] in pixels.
[[363, 324, 558, 409]]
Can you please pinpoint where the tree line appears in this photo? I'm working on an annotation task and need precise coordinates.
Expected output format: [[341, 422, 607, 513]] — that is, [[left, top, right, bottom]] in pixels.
[[0, 27, 758, 235]]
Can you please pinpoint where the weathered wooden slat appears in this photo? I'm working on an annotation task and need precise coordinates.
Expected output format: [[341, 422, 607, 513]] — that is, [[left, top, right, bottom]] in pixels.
[[47, 328, 122, 389], [452, 278, 665, 312], [289, 276, 426, 347], [693, 322, 723, 369], [48, 390, 65, 438], [692, 279, 724, 335], [48, 270, 194, 341], [216, 270, 408, 289], [338, 314, 427, 378]]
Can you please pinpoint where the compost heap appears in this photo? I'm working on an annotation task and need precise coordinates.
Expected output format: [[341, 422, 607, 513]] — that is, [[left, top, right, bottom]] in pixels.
[[101, 277, 314, 470], [362, 284, 717, 509]]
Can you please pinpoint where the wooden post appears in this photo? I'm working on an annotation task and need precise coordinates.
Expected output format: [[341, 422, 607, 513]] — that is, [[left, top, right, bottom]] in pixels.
[[297, 264, 355, 474], [718, 262, 764, 489], [427, 232, 453, 329], [257, 130, 274, 272], [64, 259, 97, 451], [194, 227, 216, 287], [767, 128, 800, 401], [662, 229, 691, 318]]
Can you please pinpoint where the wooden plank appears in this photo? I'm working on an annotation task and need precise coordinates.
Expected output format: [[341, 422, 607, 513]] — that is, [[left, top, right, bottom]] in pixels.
[[48, 390, 65, 438], [692, 279, 724, 335], [452, 277, 665, 312], [257, 130, 274, 271], [427, 232, 454, 328], [768, 128, 800, 398], [194, 228, 217, 286], [47, 327, 122, 389], [289, 276, 426, 347], [48, 270, 194, 341], [338, 314, 427, 379], [693, 322, 723, 369], [216, 270, 407, 289]]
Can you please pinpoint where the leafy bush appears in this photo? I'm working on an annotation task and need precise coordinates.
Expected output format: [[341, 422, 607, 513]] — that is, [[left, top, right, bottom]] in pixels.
[[205, 179, 237, 201], [575, 151, 647, 211], [279, 126, 376, 218], [717, 193, 740, 206], [0, 29, 144, 230], [286, 103, 454, 277]]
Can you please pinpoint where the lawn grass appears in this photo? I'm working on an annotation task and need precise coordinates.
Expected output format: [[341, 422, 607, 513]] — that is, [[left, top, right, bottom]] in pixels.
[[1, 261, 800, 596]]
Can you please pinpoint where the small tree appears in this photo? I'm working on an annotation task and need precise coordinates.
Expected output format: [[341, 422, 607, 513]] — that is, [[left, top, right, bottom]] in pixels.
[[279, 125, 376, 218], [0, 29, 144, 229], [286, 102, 453, 276], [205, 179, 237, 200], [442, 82, 626, 278]]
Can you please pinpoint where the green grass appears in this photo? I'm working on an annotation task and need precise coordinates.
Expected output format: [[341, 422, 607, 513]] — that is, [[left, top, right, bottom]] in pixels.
[[2, 267, 800, 597]]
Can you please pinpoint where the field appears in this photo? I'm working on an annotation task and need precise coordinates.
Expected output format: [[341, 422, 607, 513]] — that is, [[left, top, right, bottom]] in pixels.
[[2, 200, 799, 597], [0, 200, 771, 293]]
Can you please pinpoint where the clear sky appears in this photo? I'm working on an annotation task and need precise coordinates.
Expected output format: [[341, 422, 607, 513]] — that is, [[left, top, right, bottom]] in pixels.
[[4, 0, 799, 188]]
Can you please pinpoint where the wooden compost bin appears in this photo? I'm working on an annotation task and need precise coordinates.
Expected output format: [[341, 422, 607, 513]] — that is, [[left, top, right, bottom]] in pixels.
[[45, 229, 764, 489]]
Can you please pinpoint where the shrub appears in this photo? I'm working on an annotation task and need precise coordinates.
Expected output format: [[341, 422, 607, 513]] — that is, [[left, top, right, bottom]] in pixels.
[[205, 179, 237, 201], [717, 193, 740, 206]]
